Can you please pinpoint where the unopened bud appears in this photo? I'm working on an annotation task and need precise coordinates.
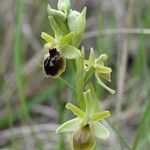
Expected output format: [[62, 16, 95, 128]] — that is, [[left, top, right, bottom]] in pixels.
[[68, 7, 86, 47], [58, 0, 71, 12]]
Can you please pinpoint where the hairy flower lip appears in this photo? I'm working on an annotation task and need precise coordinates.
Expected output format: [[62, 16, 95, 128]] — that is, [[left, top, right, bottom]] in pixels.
[[43, 48, 66, 78], [72, 123, 96, 150]]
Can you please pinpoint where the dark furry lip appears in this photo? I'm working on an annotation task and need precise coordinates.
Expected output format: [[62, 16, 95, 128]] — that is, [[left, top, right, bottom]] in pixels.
[[44, 48, 65, 77]]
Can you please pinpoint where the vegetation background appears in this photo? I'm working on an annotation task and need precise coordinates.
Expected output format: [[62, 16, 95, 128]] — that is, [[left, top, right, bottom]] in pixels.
[[0, 0, 150, 149]]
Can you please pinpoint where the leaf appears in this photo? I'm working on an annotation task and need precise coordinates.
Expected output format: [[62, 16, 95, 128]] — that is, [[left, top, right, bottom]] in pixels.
[[93, 122, 109, 140], [61, 45, 81, 59], [56, 118, 81, 134], [41, 32, 55, 43]]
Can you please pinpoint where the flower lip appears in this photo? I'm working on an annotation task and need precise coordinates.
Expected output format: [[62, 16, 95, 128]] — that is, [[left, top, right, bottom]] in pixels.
[[72, 123, 96, 150], [44, 48, 66, 77]]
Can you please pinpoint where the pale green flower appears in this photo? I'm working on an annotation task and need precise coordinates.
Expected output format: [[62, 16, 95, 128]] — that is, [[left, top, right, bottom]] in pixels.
[[56, 89, 110, 150], [84, 48, 115, 94], [41, 32, 81, 78], [41, 32, 81, 59]]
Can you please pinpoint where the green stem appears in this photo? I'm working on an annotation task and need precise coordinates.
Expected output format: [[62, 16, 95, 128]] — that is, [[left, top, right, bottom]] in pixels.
[[84, 66, 95, 85], [75, 56, 85, 110]]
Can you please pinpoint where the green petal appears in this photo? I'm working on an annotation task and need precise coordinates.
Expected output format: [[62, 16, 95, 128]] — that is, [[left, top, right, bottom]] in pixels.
[[61, 45, 81, 59], [66, 103, 85, 118], [41, 32, 55, 43], [96, 65, 112, 74], [56, 118, 81, 134], [89, 48, 95, 66], [91, 111, 110, 122], [95, 72, 115, 94], [60, 31, 76, 46], [93, 122, 109, 140]]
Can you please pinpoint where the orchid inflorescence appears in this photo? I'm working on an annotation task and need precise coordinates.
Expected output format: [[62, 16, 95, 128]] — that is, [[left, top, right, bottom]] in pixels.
[[41, 0, 115, 149]]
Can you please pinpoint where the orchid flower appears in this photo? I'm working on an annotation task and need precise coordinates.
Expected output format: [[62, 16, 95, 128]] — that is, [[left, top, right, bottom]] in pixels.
[[84, 48, 115, 94], [56, 89, 110, 150]]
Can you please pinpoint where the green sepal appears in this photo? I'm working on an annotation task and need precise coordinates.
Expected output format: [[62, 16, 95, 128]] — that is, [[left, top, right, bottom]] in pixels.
[[93, 122, 109, 140], [60, 31, 76, 46], [89, 84, 99, 112], [47, 5, 68, 37], [91, 111, 110, 122], [95, 54, 108, 65], [47, 4, 67, 21], [61, 45, 81, 59], [95, 72, 115, 94], [66, 103, 85, 118], [89, 48, 95, 66], [56, 118, 81, 134], [41, 32, 55, 43], [48, 16, 64, 39], [84, 89, 94, 116]]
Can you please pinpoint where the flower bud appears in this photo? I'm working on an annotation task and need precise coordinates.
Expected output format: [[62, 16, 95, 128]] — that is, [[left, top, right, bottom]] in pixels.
[[71, 124, 96, 150], [68, 7, 86, 47], [58, 0, 70, 12]]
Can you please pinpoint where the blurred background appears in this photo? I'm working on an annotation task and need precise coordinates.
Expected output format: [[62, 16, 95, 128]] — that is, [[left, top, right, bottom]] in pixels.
[[0, 0, 150, 149]]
